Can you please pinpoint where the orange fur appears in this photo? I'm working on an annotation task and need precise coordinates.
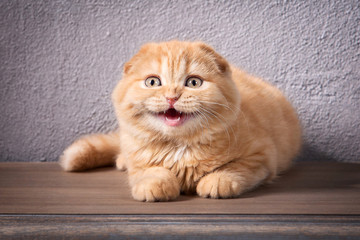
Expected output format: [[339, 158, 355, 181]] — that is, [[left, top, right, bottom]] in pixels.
[[60, 41, 302, 201]]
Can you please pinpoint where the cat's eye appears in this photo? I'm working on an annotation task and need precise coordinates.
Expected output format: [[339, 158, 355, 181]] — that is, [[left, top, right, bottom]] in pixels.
[[145, 77, 161, 88], [185, 77, 203, 88]]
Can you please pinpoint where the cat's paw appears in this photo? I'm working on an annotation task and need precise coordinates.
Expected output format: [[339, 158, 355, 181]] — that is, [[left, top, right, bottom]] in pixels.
[[131, 170, 180, 202], [132, 167, 180, 202], [115, 154, 127, 171], [196, 172, 244, 199]]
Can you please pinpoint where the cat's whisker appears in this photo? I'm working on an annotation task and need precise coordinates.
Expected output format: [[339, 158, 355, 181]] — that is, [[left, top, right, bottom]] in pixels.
[[198, 100, 238, 120], [199, 100, 233, 111], [195, 116, 206, 140], [198, 106, 232, 155], [195, 110, 211, 129], [204, 98, 248, 134], [238, 108, 250, 133], [217, 95, 245, 126], [213, 109, 238, 147], [218, 93, 240, 111], [193, 111, 212, 146], [200, 105, 239, 153], [201, 98, 249, 135]]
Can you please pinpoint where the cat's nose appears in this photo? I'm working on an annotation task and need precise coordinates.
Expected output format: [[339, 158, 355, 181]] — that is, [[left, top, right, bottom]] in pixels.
[[166, 97, 178, 107]]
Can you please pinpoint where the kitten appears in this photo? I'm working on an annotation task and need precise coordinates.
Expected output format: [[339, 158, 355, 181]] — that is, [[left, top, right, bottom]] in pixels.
[[60, 41, 301, 202]]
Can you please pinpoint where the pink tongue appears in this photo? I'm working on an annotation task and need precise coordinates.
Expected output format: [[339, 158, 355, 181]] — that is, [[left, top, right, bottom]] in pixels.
[[162, 108, 184, 127], [165, 108, 181, 120]]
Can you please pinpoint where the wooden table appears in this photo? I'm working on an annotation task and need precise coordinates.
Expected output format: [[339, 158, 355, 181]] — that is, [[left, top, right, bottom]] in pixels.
[[1, 162, 359, 239]]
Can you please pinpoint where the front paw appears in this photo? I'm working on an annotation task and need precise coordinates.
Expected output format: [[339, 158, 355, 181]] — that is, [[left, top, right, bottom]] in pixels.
[[196, 172, 244, 199], [132, 176, 180, 202]]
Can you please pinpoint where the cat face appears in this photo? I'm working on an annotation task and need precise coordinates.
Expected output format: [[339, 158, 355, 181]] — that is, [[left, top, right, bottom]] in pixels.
[[112, 41, 240, 138]]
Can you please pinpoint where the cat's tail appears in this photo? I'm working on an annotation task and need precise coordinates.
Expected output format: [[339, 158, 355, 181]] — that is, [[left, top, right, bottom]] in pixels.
[[59, 131, 120, 172]]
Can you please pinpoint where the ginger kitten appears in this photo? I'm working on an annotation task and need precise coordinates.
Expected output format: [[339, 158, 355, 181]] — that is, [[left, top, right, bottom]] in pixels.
[[60, 41, 301, 202]]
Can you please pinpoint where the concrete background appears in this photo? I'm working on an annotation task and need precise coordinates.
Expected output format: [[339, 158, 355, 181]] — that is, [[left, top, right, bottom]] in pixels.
[[0, 0, 359, 163]]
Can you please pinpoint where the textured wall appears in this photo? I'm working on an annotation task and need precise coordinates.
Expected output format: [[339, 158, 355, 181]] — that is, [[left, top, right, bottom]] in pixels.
[[0, 0, 359, 163]]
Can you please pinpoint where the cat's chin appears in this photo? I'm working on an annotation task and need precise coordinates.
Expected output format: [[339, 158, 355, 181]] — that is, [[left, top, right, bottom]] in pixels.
[[154, 108, 193, 127]]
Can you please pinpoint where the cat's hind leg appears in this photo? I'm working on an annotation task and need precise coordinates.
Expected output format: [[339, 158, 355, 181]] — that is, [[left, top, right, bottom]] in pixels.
[[115, 153, 127, 171]]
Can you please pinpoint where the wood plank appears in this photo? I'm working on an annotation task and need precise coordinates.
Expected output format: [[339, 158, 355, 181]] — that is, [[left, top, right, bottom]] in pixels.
[[0, 162, 359, 215], [1, 214, 360, 239]]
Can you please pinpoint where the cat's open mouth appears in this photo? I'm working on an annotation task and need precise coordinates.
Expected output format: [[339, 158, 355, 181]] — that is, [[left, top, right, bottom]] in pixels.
[[156, 108, 190, 127]]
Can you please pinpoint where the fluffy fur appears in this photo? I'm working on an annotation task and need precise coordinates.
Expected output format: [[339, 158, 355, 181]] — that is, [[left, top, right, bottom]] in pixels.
[[60, 41, 302, 202]]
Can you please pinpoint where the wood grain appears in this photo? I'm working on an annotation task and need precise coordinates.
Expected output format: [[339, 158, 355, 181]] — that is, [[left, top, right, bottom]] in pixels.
[[1, 215, 359, 240], [0, 162, 359, 215]]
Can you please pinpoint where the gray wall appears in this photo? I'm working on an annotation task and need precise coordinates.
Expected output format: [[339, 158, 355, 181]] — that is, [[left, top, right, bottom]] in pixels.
[[1, 0, 359, 163]]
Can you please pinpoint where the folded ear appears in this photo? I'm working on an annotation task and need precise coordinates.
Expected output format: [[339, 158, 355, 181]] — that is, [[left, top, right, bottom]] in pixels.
[[195, 42, 230, 74], [123, 61, 133, 75], [123, 43, 157, 75]]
